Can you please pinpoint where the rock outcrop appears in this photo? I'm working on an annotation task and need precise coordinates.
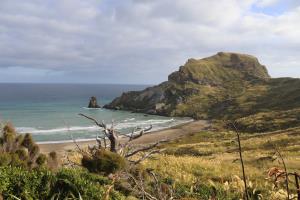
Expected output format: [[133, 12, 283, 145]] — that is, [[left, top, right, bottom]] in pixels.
[[88, 96, 101, 108], [104, 52, 300, 120]]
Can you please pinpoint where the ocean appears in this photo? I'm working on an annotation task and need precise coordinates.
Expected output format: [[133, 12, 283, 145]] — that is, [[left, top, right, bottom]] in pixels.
[[0, 83, 192, 143]]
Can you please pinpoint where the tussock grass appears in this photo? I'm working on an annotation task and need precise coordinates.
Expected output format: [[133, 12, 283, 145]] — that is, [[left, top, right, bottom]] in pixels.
[[143, 127, 300, 199]]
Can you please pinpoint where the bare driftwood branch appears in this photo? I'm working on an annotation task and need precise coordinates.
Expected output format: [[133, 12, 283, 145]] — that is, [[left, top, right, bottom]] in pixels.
[[129, 125, 153, 141], [79, 113, 119, 152], [125, 139, 169, 158], [127, 173, 158, 200], [79, 113, 106, 129], [78, 113, 164, 161], [132, 149, 165, 165]]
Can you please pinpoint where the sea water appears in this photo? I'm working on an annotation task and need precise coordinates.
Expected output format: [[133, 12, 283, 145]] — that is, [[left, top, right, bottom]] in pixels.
[[0, 83, 192, 143]]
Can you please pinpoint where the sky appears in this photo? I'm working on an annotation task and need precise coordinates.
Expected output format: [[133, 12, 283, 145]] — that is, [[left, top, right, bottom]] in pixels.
[[0, 0, 300, 84]]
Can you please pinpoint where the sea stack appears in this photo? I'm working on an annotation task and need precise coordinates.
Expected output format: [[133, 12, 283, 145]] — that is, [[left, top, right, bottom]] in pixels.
[[88, 96, 101, 108]]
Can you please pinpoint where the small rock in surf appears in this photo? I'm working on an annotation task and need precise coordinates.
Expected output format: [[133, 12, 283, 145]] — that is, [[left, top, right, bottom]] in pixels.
[[88, 96, 101, 108]]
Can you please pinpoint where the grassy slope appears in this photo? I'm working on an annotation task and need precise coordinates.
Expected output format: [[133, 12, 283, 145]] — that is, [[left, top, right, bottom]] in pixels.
[[151, 53, 300, 126], [172, 77, 300, 132], [235, 108, 300, 132], [106, 53, 300, 133], [143, 125, 300, 199]]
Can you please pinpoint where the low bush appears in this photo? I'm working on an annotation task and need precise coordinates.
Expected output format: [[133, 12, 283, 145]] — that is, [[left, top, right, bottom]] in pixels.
[[0, 166, 125, 200], [0, 123, 58, 169], [0, 123, 52, 169], [82, 148, 127, 175], [166, 146, 212, 157]]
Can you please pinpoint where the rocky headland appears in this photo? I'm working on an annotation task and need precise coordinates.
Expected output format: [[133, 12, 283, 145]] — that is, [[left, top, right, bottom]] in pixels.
[[104, 52, 300, 130]]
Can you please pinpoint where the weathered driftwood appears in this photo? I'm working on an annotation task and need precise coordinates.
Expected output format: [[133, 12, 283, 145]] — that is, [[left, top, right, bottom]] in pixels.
[[78, 113, 168, 164]]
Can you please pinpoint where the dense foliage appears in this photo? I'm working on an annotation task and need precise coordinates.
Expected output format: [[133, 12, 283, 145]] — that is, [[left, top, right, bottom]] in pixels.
[[0, 123, 57, 169], [82, 148, 127, 175], [0, 167, 124, 200]]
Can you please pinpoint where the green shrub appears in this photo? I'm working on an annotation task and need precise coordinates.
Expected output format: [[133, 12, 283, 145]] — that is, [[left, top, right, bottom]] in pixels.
[[0, 166, 53, 199], [173, 182, 240, 200], [0, 153, 11, 166], [48, 151, 59, 170], [166, 146, 212, 157], [36, 154, 47, 166], [82, 149, 127, 175], [0, 123, 56, 169], [0, 167, 125, 200], [21, 133, 35, 150], [15, 148, 28, 161]]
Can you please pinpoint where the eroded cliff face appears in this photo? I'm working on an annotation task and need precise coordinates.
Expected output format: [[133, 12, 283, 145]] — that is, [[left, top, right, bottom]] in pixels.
[[104, 52, 300, 119], [104, 83, 170, 115]]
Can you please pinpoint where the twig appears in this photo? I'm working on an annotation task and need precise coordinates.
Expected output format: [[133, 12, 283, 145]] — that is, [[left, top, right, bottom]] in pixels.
[[133, 149, 164, 165], [127, 173, 158, 200], [295, 173, 300, 200], [63, 119, 86, 155], [231, 122, 249, 200], [70, 133, 87, 155], [104, 174, 118, 200], [79, 113, 106, 129], [64, 155, 81, 168], [129, 125, 153, 141], [125, 140, 169, 158], [273, 143, 290, 200]]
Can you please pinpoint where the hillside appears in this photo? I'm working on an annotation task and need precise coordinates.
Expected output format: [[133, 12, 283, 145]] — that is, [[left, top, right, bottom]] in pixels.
[[145, 125, 300, 199], [105, 52, 300, 130]]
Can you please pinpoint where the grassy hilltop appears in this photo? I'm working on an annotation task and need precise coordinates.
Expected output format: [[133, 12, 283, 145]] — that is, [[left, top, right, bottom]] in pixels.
[[105, 52, 300, 132]]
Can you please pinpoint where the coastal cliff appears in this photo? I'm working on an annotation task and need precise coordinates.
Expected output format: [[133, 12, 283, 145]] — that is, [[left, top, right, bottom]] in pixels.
[[104, 52, 300, 120]]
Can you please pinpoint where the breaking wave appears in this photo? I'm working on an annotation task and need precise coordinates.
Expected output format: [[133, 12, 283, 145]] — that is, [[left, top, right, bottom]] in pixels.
[[16, 118, 193, 142]]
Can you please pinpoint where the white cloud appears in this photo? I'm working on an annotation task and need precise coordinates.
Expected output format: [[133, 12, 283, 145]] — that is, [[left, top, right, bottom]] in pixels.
[[0, 0, 299, 84], [255, 0, 279, 7]]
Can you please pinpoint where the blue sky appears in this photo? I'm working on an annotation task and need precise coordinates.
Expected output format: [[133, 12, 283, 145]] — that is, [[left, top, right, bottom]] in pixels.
[[251, 0, 293, 15], [0, 0, 300, 84]]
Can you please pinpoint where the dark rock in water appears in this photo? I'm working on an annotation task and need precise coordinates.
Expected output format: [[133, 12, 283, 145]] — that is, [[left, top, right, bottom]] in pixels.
[[88, 96, 101, 108]]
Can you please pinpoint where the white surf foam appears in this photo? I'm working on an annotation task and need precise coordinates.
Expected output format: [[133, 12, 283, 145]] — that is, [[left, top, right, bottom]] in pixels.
[[16, 118, 193, 141], [17, 126, 99, 134], [82, 107, 103, 110], [123, 118, 135, 122]]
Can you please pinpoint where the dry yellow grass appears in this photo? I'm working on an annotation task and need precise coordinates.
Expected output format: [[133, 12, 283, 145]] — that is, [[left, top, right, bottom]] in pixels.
[[142, 127, 300, 199], [60, 124, 300, 199]]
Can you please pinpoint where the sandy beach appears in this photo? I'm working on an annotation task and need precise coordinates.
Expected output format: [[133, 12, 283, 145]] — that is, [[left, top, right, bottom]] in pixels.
[[40, 120, 210, 155]]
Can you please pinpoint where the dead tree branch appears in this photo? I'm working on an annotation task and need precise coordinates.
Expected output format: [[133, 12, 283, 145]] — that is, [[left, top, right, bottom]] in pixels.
[[132, 149, 164, 165], [79, 113, 106, 129], [127, 173, 158, 200], [125, 140, 168, 158], [129, 125, 153, 141], [78, 113, 165, 164]]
